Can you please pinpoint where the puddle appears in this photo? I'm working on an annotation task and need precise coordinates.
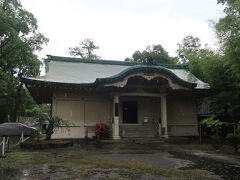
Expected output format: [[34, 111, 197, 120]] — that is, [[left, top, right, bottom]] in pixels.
[[190, 150, 240, 166], [170, 151, 240, 180]]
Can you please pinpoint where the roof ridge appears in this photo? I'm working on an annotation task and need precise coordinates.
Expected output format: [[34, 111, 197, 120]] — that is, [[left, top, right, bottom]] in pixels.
[[45, 55, 188, 69], [46, 55, 140, 66]]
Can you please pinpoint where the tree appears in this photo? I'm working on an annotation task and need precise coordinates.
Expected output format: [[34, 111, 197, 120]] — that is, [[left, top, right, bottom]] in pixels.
[[125, 44, 176, 64], [0, 0, 48, 122], [176, 35, 239, 114], [176, 36, 221, 83], [176, 35, 201, 64], [215, 0, 240, 90], [213, 0, 240, 115], [68, 38, 100, 59], [176, 35, 228, 87]]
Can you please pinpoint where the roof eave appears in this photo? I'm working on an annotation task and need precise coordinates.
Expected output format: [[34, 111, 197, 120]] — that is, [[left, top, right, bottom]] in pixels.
[[21, 65, 198, 89]]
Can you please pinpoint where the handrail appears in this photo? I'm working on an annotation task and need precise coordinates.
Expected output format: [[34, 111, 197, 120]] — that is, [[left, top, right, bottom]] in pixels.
[[152, 119, 160, 137]]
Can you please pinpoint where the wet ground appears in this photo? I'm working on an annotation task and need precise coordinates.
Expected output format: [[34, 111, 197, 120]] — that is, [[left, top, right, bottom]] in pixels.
[[1, 139, 240, 180]]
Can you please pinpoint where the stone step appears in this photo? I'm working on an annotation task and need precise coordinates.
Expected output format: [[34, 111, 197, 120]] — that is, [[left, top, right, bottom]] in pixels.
[[120, 125, 158, 138], [120, 125, 156, 128]]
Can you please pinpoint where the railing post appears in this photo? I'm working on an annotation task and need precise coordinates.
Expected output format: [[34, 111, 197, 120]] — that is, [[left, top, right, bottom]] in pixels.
[[161, 94, 168, 138], [21, 131, 24, 143], [1, 137, 5, 157], [158, 123, 162, 137], [199, 124, 202, 144]]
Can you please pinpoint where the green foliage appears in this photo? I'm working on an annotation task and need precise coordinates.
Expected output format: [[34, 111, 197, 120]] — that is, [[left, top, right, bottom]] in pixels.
[[200, 117, 223, 128], [21, 89, 37, 110], [23, 101, 50, 122], [210, 135, 222, 150], [44, 116, 71, 140], [19, 102, 67, 140], [69, 38, 100, 59], [25, 105, 70, 140], [29, 108, 71, 140], [29, 127, 41, 142], [49, 116, 70, 128], [0, 0, 48, 122], [188, 49, 223, 86], [176, 35, 201, 64], [211, 91, 240, 114], [177, 33, 240, 115], [176, 35, 223, 84], [213, 0, 240, 114], [226, 133, 240, 152], [125, 44, 176, 64], [200, 116, 223, 135], [25, 106, 41, 117]]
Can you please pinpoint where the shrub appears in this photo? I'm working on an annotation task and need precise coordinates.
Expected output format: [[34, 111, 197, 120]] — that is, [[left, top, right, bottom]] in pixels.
[[226, 133, 240, 152], [45, 116, 71, 140], [210, 135, 222, 150], [200, 116, 223, 135]]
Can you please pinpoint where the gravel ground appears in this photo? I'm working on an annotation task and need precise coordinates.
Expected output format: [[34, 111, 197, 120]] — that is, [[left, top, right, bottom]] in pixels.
[[1, 139, 240, 180]]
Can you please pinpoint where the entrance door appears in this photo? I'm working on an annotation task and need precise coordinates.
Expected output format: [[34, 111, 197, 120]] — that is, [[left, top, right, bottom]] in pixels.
[[123, 101, 138, 123]]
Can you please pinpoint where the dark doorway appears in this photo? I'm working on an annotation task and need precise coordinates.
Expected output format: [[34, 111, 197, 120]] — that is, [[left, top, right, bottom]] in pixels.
[[123, 101, 138, 123]]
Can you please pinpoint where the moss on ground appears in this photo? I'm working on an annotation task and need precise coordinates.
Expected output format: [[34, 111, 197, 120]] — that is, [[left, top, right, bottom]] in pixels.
[[0, 148, 213, 179], [56, 157, 213, 180], [0, 151, 39, 180], [0, 151, 38, 167], [0, 140, 224, 180]]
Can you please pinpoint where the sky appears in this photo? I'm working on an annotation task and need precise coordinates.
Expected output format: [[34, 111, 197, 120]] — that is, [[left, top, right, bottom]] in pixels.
[[21, 0, 224, 61]]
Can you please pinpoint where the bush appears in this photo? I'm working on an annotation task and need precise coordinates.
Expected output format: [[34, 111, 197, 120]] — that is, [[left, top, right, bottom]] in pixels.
[[210, 135, 222, 150], [200, 116, 223, 135], [226, 133, 240, 152]]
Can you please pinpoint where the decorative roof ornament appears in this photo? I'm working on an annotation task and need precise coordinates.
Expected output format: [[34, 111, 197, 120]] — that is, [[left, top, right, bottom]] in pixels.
[[143, 57, 157, 66]]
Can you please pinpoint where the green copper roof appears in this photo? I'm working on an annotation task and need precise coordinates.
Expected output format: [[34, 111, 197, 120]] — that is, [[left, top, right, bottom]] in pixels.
[[44, 55, 189, 70], [22, 55, 210, 89]]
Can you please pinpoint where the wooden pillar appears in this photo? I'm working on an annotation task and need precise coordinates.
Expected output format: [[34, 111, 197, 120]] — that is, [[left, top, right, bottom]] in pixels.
[[112, 96, 120, 139], [161, 94, 168, 138]]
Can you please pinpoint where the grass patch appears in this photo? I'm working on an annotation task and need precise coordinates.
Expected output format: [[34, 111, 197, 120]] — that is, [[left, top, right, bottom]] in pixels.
[[0, 151, 38, 166], [0, 151, 39, 180], [220, 145, 240, 155], [57, 157, 213, 180], [93, 158, 212, 180]]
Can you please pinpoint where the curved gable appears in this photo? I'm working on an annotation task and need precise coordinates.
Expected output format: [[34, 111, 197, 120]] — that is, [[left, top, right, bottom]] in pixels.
[[95, 66, 197, 89]]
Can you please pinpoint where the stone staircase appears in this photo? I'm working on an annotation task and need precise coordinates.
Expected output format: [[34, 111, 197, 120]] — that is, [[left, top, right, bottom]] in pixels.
[[120, 124, 158, 138]]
